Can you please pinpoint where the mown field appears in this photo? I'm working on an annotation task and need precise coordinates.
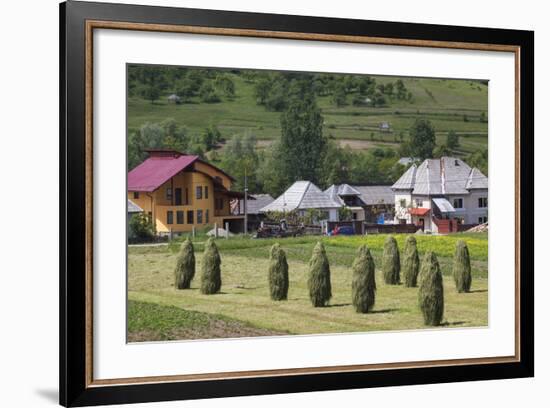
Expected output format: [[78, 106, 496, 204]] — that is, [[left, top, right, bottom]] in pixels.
[[127, 73, 488, 157], [128, 233, 488, 342]]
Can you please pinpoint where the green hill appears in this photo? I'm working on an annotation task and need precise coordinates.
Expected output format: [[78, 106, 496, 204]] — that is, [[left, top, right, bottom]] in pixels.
[[127, 70, 488, 157]]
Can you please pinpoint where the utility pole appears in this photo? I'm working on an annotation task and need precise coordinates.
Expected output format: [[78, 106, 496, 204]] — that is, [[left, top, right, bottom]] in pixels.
[[244, 167, 248, 234]]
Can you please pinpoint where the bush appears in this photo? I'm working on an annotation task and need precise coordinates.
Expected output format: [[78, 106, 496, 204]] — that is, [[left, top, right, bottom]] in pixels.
[[308, 242, 332, 307], [200, 238, 222, 294], [418, 251, 444, 326], [452, 240, 472, 293], [268, 243, 289, 301], [129, 212, 154, 241], [382, 236, 400, 284], [402, 236, 420, 287], [351, 245, 376, 313], [174, 238, 195, 289]]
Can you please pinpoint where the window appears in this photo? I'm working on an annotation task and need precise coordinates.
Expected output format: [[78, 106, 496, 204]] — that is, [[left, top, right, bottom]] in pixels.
[[175, 188, 182, 206], [176, 210, 184, 224], [205, 209, 210, 224], [133, 191, 139, 199], [216, 197, 224, 210], [166, 211, 173, 225], [453, 198, 463, 209], [197, 209, 203, 224], [478, 216, 488, 224], [185, 188, 189, 205], [187, 210, 194, 224], [415, 199, 423, 207], [166, 187, 173, 201], [205, 186, 209, 199], [399, 199, 407, 207], [196, 186, 203, 200], [478, 197, 488, 208]]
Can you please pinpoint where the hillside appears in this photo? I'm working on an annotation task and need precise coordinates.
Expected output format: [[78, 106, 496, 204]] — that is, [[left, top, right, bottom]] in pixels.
[[127, 71, 488, 158]]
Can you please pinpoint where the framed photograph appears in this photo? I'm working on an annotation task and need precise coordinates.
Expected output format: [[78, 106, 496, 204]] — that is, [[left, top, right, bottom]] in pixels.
[[60, 1, 534, 406]]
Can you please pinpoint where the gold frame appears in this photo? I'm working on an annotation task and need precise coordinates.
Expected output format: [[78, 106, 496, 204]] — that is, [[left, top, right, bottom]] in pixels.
[[84, 20, 521, 388]]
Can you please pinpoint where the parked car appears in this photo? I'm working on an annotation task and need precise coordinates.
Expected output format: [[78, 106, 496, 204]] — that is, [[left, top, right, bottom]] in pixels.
[[329, 225, 355, 236]]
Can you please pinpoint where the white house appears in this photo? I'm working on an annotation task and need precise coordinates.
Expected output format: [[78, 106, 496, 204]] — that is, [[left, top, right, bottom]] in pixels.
[[260, 181, 342, 222], [392, 157, 488, 233]]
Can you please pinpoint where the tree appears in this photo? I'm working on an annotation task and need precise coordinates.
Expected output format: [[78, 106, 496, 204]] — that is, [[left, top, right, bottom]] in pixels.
[[446, 130, 459, 150], [382, 236, 400, 284], [176, 78, 195, 102], [268, 243, 289, 301], [174, 239, 195, 289], [133, 66, 167, 104], [409, 119, 436, 160], [402, 236, 420, 287], [332, 83, 347, 107], [214, 75, 235, 98], [480, 111, 487, 123], [199, 82, 220, 103], [418, 251, 444, 326], [452, 240, 472, 293], [254, 77, 272, 105], [278, 96, 326, 186], [308, 242, 332, 307], [201, 124, 222, 151], [200, 238, 222, 294], [351, 245, 376, 313]]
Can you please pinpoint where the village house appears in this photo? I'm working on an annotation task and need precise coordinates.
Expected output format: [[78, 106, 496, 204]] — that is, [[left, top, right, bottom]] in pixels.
[[324, 184, 366, 221], [392, 157, 488, 233], [260, 181, 342, 223], [232, 193, 275, 231], [127, 149, 247, 235]]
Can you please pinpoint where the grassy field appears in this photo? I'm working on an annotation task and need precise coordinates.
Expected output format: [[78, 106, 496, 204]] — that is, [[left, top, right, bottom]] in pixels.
[[128, 233, 488, 341], [127, 73, 488, 157]]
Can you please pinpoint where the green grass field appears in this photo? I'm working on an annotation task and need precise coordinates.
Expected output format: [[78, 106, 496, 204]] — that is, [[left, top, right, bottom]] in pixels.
[[127, 73, 488, 157], [128, 233, 488, 341]]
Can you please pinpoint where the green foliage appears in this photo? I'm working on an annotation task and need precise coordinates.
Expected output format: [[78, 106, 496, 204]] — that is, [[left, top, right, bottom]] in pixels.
[[466, 148, 488, 176], [408, 119, 436, 160], [418, 251, 444, 326], [382, 236, 401, 285], [446, 130, 460, 150], [219, 133, 260, 192], [338, 206, 353, 221], [129, 213, 154, 240], [308, 242, 332, 307], [174, 239, 195, 289], [200, 238, 222, 294], [452, 240, 472, 293], [351, 245, 376, 313], [332, 83, 347, 107], [277, 96, 326, 186], [199, 82, 221, 103], [268, 243, 289, 301], [402, 236, 420, 287]]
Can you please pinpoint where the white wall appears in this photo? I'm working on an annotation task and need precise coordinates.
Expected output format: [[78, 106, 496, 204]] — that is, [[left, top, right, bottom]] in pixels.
[[0, 1, 547, 408]]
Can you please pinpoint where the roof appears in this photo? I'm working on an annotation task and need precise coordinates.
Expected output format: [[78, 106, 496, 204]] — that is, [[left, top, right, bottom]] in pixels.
[[432, 198, 456, 213], [127, 199, 143, 213], [260, 181, 342, 213], [324, 184, 362, 205], [128, 150, 235, 192], [392, 157, 488, 195], [409, 208, 430, 216], [235, 194, 274, 215], [353, 185, 394, 205]]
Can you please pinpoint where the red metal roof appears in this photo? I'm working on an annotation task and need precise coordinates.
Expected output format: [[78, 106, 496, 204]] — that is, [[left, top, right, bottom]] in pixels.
[[128, 154, 199, 192], [409, 208, 431, 216]]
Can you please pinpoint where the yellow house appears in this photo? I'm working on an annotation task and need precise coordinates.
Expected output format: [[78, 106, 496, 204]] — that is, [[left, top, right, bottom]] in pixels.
[[128, 149, 246, 235]]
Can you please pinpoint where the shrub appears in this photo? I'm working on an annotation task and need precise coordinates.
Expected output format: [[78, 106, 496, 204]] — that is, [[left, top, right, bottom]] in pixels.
[[200, 238, 222, 294], [382, 236, 401, 284], [351, 245, 376, 313], [268, 243, 289, 301], [402, 236, 420, 287], [308, 242, 332, 307], [174, 238, 195, 289], [418, 251, 444, 326], [452, 240, 472, 293], [129, 212, 154, 241]]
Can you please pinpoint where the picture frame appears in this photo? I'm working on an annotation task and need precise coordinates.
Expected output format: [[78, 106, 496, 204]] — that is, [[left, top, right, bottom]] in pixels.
[[60, 1, 534, 406]]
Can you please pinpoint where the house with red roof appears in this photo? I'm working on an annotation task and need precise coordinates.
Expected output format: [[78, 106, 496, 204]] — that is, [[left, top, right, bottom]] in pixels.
[[128, 149, 247, 235]]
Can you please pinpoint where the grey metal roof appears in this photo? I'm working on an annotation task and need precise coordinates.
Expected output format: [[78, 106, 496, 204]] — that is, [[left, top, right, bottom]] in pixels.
[[260, 181, 342, 212], [324, 184, 362, 205], [236, 194, 274, 215], [433, 198, 456, 213], [392, 157, 488, 195], [127, 199, 143, 213], [353, 185, 395, 205]]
